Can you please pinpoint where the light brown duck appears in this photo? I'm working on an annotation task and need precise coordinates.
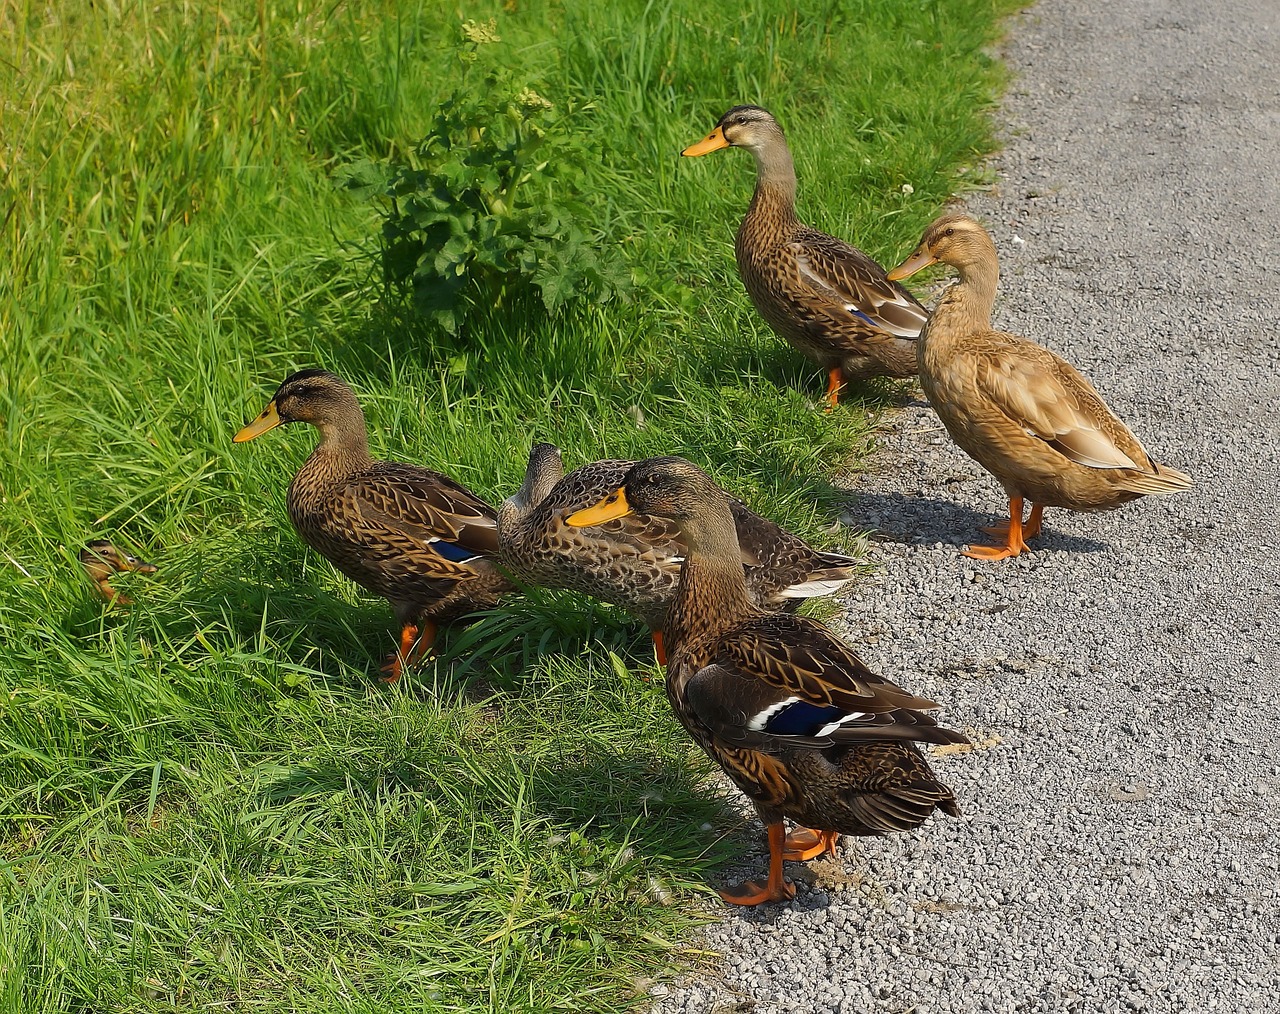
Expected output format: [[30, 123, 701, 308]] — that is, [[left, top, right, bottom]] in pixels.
[[888, 213, 1192, 559]]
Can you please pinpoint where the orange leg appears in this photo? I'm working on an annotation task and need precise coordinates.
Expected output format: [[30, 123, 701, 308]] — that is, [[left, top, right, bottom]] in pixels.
[[650, 629, 667, 667], [964, 497, 1033, 560], [381, 621, 437, 683], [719, 822, 796, 906], [783, 826, 840, 861], [982, 501, 1045, 541], [824, 366, 845, 413]]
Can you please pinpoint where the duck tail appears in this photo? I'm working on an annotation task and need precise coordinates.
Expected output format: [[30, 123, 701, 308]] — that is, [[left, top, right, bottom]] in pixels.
[[842, 743, 961, 833], [1118, 461, 1193, 496], [776, 550, 862, 600]]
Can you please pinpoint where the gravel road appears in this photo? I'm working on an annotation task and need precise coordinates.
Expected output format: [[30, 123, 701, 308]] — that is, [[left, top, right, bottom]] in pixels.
[[652, 1, 1280, 1011]]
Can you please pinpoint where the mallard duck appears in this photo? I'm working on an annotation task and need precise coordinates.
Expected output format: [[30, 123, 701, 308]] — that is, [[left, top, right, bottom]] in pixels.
[[566, 456, 964, 905], [682, 105, 927, 408], [79, 540, 157, 605], [887, 213, 1193, 559], [498, 443, 863, 662], [233, 369, 514, 680]]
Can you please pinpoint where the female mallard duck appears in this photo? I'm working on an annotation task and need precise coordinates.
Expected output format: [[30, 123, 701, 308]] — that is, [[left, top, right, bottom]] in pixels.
[[79, 540, 157, 605], [682, 105, 927, 407], [887, 214, 1192, 559], [233, 369, 514, 680], [498, 443, 863, 663], [566, 457, 964, 905]]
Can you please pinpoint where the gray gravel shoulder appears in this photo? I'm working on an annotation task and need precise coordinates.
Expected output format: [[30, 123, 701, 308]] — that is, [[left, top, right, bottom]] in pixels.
[[651, 1, 1280, 1011]]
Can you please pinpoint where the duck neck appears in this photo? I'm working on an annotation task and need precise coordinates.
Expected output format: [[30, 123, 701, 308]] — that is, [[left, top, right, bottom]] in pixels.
[[293, 413, 373, 497], [499, 448, 562, 532], [518, 451, 562, 512], [664, 512, 755, 655], [929, 256, 999, 338], [743, 139, 800, 233]]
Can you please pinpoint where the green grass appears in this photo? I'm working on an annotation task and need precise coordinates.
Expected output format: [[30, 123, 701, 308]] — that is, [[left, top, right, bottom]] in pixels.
[[0, 0, 1017, 1009]]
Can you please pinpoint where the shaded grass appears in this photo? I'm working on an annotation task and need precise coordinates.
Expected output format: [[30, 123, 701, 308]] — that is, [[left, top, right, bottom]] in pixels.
[[0, 0, 1019, 1009]]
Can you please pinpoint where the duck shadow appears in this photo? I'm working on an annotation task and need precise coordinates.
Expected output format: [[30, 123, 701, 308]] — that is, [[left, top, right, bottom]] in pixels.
[[126, 529, 660, 690], [177, 569, 398, 680], [702, 338, 918, 413], [84, 542, 883, 911], [246, 707, 867, 918], [850, 490, 1111, 555], [245, 694, 745, 900]]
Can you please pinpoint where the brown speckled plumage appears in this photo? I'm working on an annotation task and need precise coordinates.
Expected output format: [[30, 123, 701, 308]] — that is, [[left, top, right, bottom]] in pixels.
[[665, 564, 963, 838], [498, 443, 862, 628], [684, 105, 926, 389], [234, 370, 513, 671], [567, 457, 963, 902]]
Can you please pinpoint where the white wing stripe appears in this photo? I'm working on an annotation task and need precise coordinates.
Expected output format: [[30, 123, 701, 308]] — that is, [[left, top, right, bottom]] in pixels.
[[747, 696, 801, 732]]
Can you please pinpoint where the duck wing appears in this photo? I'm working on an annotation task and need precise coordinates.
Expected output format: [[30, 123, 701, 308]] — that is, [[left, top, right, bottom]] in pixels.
[[345, 462, 501, 567], [973, 334, 1152, 470], [682, 613, 966, 750], [791, 230, 928, 340]]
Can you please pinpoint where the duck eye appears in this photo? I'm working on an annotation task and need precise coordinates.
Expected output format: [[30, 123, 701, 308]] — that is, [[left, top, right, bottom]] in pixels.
[[943, 227, 954, 238]]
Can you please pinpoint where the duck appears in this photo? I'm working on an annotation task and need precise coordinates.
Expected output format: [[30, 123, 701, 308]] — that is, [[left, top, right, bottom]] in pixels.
[[498, 442, 864, 663], [682, 105, 927, 408], [79, 540, 157, 605], [566, 456, 964, 905], [233, 369, 515, 680], [887, 213, 1193, 559]]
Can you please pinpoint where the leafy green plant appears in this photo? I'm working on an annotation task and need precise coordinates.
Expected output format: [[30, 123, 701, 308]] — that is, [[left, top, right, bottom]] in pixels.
[[370, 19, 629, 333]]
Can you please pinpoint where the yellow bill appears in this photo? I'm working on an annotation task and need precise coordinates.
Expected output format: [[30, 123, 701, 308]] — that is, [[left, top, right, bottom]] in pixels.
[[681, 126, 730, 157], [886, 247, 937, 282], [565, 487, 633, 527], [234, 401, 282, 442]]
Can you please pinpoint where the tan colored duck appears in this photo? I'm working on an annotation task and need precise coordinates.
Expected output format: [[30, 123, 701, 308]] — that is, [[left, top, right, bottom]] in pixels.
[[233, 369, 514, 679], [498, 443, 863, 662], [887, 213, 1193, 559], [567, 457, 964, 905], [682, 105, 927, 408], [79, 540, 157, 605]]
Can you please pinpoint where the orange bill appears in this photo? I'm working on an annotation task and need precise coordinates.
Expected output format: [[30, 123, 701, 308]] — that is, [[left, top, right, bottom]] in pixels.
[[122, 554, 158, 575], [681, 126, 730, 157], [234, 400, 282, 442], [565, 487, 632, 527], [886, 247, 937, 282]]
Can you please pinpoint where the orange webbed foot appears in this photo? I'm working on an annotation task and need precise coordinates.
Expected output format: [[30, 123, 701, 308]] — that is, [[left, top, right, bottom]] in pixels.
[[782, 827, 840, 861], [981, 503, 1044, 541], [380, 656, 404, 684], [718, 822, 795, 906], [964, 497, 1033, 560], [651, 629, 667, 667], [962, 542, 1027, 561], [380, 621, 437, 683], [719, 877, 796, 906]]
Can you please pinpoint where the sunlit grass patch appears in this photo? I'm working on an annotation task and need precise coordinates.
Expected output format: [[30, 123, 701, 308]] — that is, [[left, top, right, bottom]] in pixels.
[[0, 0, 1017, 1008]]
